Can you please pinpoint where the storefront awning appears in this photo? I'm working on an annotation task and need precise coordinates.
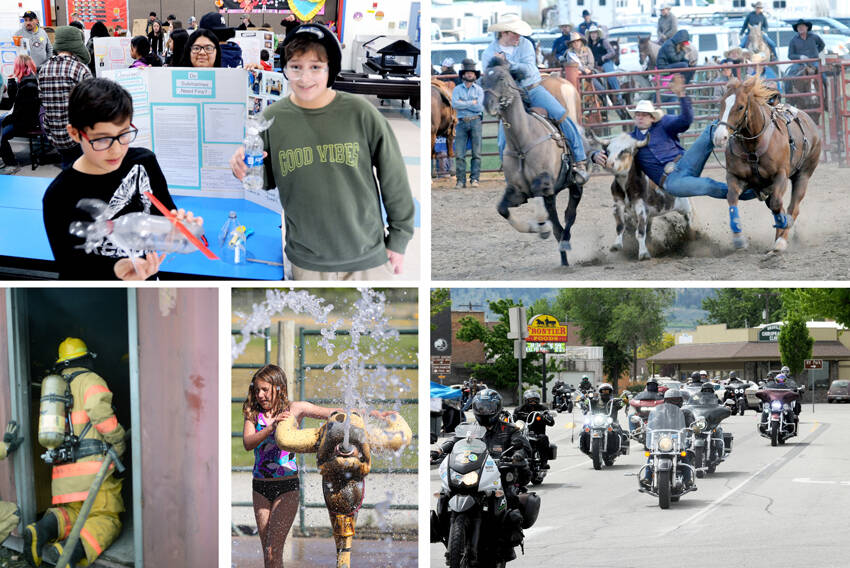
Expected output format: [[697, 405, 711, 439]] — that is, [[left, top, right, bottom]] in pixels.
[[649, 341, 850, 363]]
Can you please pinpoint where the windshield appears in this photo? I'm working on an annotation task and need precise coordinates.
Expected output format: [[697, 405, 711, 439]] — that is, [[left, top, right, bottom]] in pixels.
[[455, 423, 487, 440], [647, 403, 687, 431], [687, 391, 720, 406]]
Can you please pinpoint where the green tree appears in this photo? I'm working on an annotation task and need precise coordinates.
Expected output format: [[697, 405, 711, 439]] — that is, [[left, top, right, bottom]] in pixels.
[[455, 299, 544, 392], [528, 297, 566, 322], [554, 289, 673, 390], [637, 332, 676, 376], [781, 289, 850, 328], [430, 288, 451, 330], [778, 316, 814, 377], [700, 289, 784, 328]]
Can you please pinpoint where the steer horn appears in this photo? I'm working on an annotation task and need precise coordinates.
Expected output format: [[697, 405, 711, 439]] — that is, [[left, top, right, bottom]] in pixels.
[[587, 130, 610, 149], [635, 132, 651, 148], [276, 410, 412, 567]]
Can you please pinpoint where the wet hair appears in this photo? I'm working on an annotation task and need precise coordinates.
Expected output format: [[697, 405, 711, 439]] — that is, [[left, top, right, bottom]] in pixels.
[[284, 36, 328, 63], [182, 29, 222, 67], [243, 364, 291, 424], [68, 78, 133, 131]]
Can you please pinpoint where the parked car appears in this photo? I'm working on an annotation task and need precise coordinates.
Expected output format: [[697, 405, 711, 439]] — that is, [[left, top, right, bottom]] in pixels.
[[431, 43, 487, 69], [827, 380, 850, 403]]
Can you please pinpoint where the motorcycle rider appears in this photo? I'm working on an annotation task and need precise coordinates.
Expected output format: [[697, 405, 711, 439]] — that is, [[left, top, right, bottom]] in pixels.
[[513, 390, 555, 470], [579, 383, 627, 453], [431, 389, 532, 561], [551, 379, 572, 410], [688, 371, 702, 384], [578, 375, 593, 394], [641, 388, 695, 489], [763, 373, 800, 431], [629, 377, 665, 432]]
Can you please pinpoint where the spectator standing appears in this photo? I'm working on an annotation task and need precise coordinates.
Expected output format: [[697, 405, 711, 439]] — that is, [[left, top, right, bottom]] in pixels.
[[146, 12, 157, 36], [0, 55, 40, 173], [86, 21, 111, 76], [657, 4, 678, 44], [586, 26, 626, 110], [452, 59, 483, 189], [38, 26, 92, 169], [577, 10, 598, 37], [552, 20, 573, 62], [16, 11, 53, 69], [187, 16, 198, 33], [148, 20, 165, 56]]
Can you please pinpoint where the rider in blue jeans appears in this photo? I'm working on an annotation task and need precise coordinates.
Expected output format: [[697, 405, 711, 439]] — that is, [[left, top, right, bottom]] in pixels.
[[590, 74, 758, 206], [452, 58, 484, 188], [481, 14, 588, 184], [738, 2, 778, 60]]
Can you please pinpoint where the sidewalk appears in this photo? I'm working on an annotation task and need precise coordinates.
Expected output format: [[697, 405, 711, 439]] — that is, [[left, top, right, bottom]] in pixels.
[[231, 535, 417, 567]]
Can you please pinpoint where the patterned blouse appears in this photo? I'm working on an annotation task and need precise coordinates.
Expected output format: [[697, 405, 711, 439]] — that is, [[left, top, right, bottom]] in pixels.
[[252, 412, 298, 479]]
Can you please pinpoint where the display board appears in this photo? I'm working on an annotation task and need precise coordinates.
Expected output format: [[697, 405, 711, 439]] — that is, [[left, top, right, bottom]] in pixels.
[[234, 29, 276, 67], [0, 31, 28, 80], [66, 0, 129, 31], [92, 36, 132, 76], [247, 69, 287, 116], [0, 0, 43, 31], [102, 67, 281, 212], [219, 1, 326, 17]]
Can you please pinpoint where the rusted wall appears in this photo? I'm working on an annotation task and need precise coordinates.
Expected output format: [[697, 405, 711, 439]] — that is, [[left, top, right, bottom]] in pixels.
[[137, 288, 218, 567], [0, 289, 15, 504]]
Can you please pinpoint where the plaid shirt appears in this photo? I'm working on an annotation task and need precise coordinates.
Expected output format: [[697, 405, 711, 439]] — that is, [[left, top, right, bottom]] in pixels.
[[38, 55, 91, 149]]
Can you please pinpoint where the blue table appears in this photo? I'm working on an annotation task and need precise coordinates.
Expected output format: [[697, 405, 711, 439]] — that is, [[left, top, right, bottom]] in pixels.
[[0, 176, 284, 279]]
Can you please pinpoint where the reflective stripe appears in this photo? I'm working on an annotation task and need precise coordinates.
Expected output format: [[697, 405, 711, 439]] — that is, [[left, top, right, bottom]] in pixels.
[[94, 415, 118, 434], [83, 384, 109, 403], [71, 410, 89, 425], [53, 490, 89, 505], [58, 507, 72, 539], [80, 527, 103, 556], [52, 461, 104, 479]]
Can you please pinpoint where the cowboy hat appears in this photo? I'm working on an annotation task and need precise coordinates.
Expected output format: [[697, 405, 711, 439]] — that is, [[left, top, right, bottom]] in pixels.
[[586, 25, 602, 35], [792, 19, 812, 32], [627, 99, 665, 121], [490, 14, 532, 37], [567, 32, 586, 44], [723, 47, 750, 62], [460, 58, 480, 78]]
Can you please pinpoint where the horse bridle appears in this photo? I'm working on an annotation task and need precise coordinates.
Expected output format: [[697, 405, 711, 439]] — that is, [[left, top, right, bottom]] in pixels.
[[483, 73, 523, 128], [717, 93, 770, 141]]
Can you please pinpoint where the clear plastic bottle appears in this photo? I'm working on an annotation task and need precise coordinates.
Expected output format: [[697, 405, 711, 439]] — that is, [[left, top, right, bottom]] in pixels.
[[242, 115, 274, 190], [70, 211, 205, 254], [219, 211, 238, 247], [225, 226, 248, 265]]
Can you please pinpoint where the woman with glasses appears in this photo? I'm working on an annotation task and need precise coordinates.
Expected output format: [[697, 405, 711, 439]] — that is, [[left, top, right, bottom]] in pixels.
[[42, 78, 204, 280], [181, 29, 221, 68]]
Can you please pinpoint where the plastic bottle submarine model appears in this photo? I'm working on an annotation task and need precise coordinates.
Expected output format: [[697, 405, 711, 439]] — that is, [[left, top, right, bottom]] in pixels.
[[275, 410, 413, 568], [69, 197, 218, 259]]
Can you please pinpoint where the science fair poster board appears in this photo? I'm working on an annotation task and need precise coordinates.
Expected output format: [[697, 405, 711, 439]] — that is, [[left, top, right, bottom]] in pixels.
[[0, 0, 42, 31], [92, 37, 132, 76], [102, 67, 282, 213], [66, 0, 129, 31], [0, 31, 28, 80], [247, 70, 287, 117], [234, 30, 276, 67]]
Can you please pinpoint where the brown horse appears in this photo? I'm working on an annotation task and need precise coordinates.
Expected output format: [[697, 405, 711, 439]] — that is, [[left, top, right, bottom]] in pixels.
[[712, 76, 821, 253], [431, 79, 457, 169], [745, 24, 772, 62]]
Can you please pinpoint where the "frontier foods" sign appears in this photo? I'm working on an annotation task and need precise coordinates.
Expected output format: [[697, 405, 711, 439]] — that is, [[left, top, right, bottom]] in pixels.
[[526, 314, 567, 343]]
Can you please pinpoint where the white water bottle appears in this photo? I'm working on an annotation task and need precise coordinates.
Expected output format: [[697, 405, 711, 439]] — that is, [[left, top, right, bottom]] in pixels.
[[242, 115, 275, 190]]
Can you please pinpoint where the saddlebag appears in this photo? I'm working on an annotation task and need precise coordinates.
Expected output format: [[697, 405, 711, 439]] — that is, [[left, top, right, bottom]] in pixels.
[[723, 432, 733, 452], [547, 443, 558, 461], [517, 492, 541, 529]]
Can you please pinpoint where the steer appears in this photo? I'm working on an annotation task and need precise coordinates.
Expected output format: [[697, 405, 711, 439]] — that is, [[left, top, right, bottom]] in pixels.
[[590, 132, 692, 260]]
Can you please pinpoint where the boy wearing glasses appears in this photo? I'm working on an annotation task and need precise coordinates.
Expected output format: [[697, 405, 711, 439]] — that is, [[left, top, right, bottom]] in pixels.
[[42, 78, 203, 280], [230, 24, 415, 280]]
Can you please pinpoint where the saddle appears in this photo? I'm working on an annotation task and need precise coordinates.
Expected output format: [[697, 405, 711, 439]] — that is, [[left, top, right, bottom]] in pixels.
[[771, 103, 809, 177], [430, 80, 453, 107]]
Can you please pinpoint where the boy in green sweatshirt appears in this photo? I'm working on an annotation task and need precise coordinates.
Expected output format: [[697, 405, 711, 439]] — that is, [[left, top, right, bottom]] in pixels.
[[230, 23, 415, 280]]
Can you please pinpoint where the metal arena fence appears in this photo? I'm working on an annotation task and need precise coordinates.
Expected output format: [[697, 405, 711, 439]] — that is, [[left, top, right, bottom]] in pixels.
[[230, 327, 418, 534], [435, 55, 850, 173]]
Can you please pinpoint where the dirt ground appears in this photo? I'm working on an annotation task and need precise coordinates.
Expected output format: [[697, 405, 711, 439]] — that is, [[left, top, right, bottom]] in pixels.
[[431, 162, 850, 280]]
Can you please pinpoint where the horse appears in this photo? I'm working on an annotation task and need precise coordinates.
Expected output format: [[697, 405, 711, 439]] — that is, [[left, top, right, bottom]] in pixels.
[[480, 58, 585, 266], [638, 36, 660, 69], [431, 79, 457, 174], [712, 76, 821, 253], [745, 24, 772, 62], [784, 62, 823, 124]]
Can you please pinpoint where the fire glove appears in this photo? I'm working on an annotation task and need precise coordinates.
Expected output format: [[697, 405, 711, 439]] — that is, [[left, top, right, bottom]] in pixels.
[[3, 421, 23, 453]]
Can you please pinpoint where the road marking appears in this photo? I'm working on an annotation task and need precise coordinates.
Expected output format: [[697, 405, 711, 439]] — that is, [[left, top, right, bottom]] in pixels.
[[659, 422, 825, 537], [563, 422, 576, 429], [793, 478, 850, 485], [554, 461, 592, 474], [810, 421, 820, 433]]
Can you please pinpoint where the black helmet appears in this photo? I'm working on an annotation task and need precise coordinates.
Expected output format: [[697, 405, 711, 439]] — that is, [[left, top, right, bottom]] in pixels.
[[471, 389, 503, 426], [598, 382, 614, 400], [690, 371, 701, 383], [281, 23, 342, 87], [523, 389, 541, 405], [729, 371, 738, 380], [646, 378, 659, 393], [700, 382, 715, 393], [664, 388, 684, 407]]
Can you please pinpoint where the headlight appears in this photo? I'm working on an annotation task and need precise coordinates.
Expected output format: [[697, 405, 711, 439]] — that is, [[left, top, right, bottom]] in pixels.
[[659, 436, 674, 452], [771, 400, 783, 411], [592, 415, 606, 428], [630, 415, 641, 424], [460, 471, 479, 486], [694, 419, 706, 432], [783, 403, 791, 411]]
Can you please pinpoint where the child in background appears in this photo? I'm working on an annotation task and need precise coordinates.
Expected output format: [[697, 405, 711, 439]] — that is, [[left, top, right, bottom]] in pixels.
[[42, 78, 203, 280], [260, 49, 272, 71], [230, 24, 415, 280]]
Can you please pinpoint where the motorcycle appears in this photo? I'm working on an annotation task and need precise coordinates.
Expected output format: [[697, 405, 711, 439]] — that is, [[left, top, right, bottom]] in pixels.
[[627, 391, 665, 444], [722, 382, 751, 415], [551, 384, 574, 413], [430, 424, 540, 567], [514, 410, 557, 485], [638, 403, 697, 509], [684, 390, 733, 477], [578, 397, 630, 470], [756, 388, 800, 446]]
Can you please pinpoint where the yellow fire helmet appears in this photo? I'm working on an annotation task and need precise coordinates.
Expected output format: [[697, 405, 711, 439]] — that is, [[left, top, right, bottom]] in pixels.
[[56, 337, 88, 364]]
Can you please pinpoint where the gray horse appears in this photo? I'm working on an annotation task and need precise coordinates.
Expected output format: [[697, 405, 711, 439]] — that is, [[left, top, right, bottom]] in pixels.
[[480, 58, 585, 266]]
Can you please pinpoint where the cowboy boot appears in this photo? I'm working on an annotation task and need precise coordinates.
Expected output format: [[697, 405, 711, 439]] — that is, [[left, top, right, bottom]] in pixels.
[[573, 161, 589, 185]]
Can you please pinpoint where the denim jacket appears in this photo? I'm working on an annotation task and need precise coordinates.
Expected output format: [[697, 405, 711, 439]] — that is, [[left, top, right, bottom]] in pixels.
[[452, 81, 484, 119]]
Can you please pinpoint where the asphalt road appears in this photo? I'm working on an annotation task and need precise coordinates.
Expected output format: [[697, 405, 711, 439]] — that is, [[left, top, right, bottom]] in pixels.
[[430, 404, 850, 567]]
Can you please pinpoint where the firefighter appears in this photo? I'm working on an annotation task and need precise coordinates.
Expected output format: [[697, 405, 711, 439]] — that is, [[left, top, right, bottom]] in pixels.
[[24, 338, 126, 567]]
